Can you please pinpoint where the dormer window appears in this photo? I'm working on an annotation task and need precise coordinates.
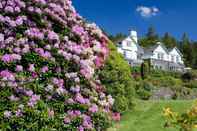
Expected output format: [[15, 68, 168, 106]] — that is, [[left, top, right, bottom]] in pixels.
[[127, 41, 131, 47]]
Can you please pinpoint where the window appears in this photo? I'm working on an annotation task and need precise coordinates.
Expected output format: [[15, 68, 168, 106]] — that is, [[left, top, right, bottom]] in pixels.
[[123, 51, 126, 57], [127, 41, 131, 47], [161, 54, 164, 60], [157, 54, 160, 59], [171, 56, 175, 62], [157, 53, 164, 60], [176, 56, 179, 63]]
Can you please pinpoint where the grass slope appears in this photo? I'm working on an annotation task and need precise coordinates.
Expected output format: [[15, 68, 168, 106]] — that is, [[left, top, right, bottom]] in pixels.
[[109, 100, 194, 131]]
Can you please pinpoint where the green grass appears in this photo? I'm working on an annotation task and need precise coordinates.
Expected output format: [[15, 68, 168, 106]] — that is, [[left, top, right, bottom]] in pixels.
[[108, 100, 194, 131]]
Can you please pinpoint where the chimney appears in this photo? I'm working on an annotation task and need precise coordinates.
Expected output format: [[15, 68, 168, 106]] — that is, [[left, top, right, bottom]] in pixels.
[[129, 30, 138, 44]]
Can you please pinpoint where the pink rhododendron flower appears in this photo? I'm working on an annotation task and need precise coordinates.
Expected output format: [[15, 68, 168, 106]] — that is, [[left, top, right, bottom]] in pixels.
[[9, 95, 19, 101], [0, 70, 15, 81], [89, 104, 98, 113], [0, 33, 4, 42], [28, 64, 35, 72], [41, 66, 49, 73], [64, 117, 71, 124], [16, 65, 23, 72], [48, 109, 54, 118], [1, 54, 13, 63], [72, 25, 85, 35], [4, 110, 12, 118], [112, 113, 121, 121], [15, 109, 23, 117]]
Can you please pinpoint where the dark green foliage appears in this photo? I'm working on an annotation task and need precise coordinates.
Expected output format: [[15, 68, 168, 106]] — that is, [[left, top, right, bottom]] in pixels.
[[162, 32, 177, 48], [135, 81, 153, 100], [139, 26, 160, 47], [141, 62, 150, 80], [92, 112, 111, 131], [108, 33, 126, 44], [98, 42, 135, 113], [184, 81, 197, 89], [181, 72, 193, 82]]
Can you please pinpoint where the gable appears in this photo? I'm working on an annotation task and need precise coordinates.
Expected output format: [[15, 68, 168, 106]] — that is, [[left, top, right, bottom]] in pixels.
[[153, 45, 168, 54], [169, 47, 183, 57], [121, 37, 138, 51]]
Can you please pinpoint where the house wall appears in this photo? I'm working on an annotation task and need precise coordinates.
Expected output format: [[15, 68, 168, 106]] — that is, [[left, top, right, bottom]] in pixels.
[[151, 45, 169, 61], [117, 30, 185, 72], [168, 48, 184, 64], [142, 53, 152, 59], [121, 37, 138, 60]]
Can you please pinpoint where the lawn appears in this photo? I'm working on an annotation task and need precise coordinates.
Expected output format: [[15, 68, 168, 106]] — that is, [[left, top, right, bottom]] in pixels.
[[108, 100, 195, 131]]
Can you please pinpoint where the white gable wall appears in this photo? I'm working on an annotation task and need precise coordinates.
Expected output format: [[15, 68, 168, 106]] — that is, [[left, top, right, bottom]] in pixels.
[[151, 45, 169, 61], [121, 37, 138, 60], [169, 48, 184, 64], [122, 37, 138, 51]]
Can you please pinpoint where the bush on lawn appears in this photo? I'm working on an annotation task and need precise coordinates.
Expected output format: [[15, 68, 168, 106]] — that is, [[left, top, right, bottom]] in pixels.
[[184, 80, 197, 89], [0, 0, 114, 130], [164, 100, 197, 131], [98, 42, 135, 113], [135, 81, 153, 100], [141, 61, 150, 80]]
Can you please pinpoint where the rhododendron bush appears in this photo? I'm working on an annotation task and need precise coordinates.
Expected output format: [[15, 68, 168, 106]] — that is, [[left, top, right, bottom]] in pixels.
[[0, 0, 114, 130]]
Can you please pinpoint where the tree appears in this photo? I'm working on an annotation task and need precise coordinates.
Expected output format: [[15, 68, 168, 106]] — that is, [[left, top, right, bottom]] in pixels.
[[140, 26, 159, 47], [98, 42, 135, 113], [141, 61, 150, 80], [191, 43, 197, 68], [162, 32, 177, 48], [108, 33, 126, 44], [146, 26, 159, 40], [181, 33, 192, 67]]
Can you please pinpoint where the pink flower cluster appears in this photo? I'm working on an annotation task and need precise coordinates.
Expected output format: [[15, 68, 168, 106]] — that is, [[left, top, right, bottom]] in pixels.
[[1, 54, 21, 63]]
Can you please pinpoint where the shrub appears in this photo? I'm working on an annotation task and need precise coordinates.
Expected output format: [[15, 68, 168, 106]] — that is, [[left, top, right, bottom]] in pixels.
[[182, 72, 193, 82], [135, 81, 153, 100], [0, 0, 113, 130], [164, 101, 197, 131], [131, 67, 141, 80], [141, 61, 150, 80], [98, 42, 135, 113], [185, 81, 197, 89]]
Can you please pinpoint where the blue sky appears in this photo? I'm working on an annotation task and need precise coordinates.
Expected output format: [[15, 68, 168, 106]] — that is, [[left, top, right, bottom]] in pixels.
[[73, 0, 197, 40]]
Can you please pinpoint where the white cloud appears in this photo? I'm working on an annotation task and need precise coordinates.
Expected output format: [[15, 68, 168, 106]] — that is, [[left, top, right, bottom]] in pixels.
[[136, 6, 159, 18]]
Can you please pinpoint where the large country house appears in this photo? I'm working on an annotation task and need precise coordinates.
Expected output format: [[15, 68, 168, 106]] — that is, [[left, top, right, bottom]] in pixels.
[[117, 30, 185, 72]]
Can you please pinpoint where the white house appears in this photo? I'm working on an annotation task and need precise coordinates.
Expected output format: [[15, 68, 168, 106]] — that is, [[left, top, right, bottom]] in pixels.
[[117, 31, 144, 66], [168, 47, 184, 64], [143, 42, 185, 71], [117, 30, 185, 72], [143, 42, 169, 61]]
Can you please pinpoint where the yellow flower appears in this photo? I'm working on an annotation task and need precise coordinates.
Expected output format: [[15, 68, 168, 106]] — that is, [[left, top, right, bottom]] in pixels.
[[193, 124, 197, 128], [164, 107, 173, 117]]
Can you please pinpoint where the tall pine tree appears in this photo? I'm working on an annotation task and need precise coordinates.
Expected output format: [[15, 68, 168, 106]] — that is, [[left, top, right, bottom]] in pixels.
[[181, 33, 192, 67], [162, 32, 177, 48], [140, 26, 159, 47]]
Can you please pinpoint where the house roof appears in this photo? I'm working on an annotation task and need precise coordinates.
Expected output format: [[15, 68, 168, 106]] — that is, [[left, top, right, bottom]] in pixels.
[[144, 42, 169, 54], [168, 47, 183, 57], [136, 44, 144, 54]]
